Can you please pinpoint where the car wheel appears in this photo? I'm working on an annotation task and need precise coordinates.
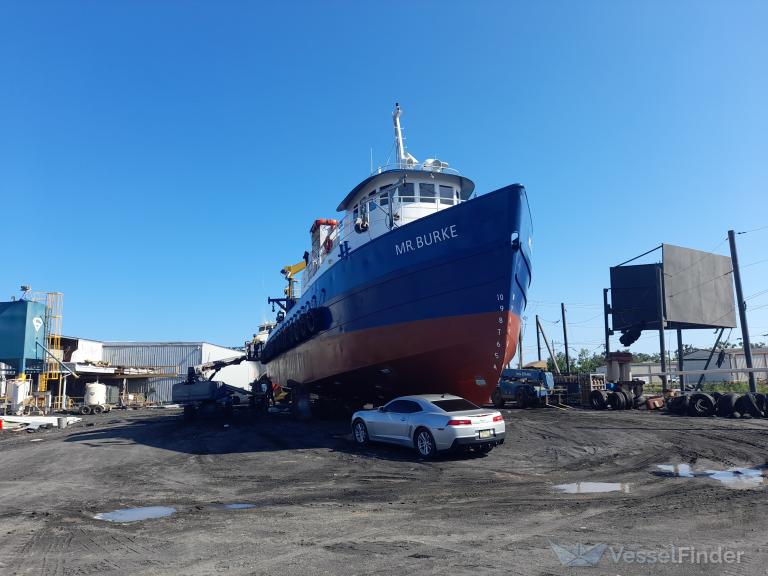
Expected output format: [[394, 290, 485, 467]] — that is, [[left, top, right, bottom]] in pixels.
[[491, 389, 505, 408], [79, 405, 92, 415], [515, 389, 527, 409], [414, 428, 437, 459], [352, 419, 369, 445], [91, 405, 104, 415], [527, 389, 541, 408]]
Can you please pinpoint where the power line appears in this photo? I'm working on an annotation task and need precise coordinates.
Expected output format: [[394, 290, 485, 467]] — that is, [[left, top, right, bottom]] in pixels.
[[742, 257, 768, 270], [738, 225, 768, 235], [745, 288, 768, 301]]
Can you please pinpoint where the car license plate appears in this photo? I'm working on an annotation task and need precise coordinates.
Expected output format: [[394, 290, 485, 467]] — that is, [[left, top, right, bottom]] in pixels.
[[478, 429, 492, 439]]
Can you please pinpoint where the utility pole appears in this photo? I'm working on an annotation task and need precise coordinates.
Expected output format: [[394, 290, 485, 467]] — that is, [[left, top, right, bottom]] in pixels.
[[728, 229, 756, 392], [536, 316, 560, 374], [676, 329, 684, 391], [603, 289, 611, 356], [561, 303, 571, 374], [536, 314, 542, 361], [656, 266, 667, 391]]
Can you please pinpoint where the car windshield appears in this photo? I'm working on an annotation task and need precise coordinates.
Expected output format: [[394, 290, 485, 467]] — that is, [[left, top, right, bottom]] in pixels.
[[431, 399, 480, 412]]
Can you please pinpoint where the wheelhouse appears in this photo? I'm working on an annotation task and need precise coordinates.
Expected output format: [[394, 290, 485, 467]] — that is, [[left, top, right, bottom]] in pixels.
[[301, 104, 475, 289]]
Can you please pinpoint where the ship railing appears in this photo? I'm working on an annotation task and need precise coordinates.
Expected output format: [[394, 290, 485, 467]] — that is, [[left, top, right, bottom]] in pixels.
[[371, 162, 462, 177]]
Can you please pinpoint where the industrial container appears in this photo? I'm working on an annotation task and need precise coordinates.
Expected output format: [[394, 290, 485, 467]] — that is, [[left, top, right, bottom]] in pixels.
[[0, 300, 47, 374], [172, 380, 225, 404], [85, 382, 108, 406], [10, 379, 30, 412]]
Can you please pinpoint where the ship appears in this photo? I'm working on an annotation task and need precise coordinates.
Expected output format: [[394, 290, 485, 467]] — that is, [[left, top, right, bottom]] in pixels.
[[258, 104, 532, 406]]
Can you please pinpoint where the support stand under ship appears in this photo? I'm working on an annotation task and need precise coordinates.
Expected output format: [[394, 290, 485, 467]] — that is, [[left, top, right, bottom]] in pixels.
[[254, 104, 533, 408]]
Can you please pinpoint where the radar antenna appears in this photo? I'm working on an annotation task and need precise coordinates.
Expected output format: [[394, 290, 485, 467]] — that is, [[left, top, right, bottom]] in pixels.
[[393, 103, 418, 168]]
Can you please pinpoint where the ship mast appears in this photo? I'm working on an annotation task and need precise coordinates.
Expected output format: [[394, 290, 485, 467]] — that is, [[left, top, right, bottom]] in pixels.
[[393, 103, 418, 168]]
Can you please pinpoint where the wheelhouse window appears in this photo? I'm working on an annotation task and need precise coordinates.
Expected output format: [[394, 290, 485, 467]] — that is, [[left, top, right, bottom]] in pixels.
[[368, 191, 377, 211], [379, 188, 389, 207], [439, 185, 454, 205], [398, 182, 416, 204], [419, 183, 435, 203]]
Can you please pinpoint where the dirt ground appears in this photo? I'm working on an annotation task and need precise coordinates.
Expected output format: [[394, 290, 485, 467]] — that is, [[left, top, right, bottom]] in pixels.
[[1, 405, 767, 576]]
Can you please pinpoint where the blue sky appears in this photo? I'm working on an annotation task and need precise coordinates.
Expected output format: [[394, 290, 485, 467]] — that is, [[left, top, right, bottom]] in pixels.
[[1, 0, 766, 357]]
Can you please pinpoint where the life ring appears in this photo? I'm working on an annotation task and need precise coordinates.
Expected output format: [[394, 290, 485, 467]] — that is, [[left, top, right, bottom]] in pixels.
[[323, 237, 333, 253]]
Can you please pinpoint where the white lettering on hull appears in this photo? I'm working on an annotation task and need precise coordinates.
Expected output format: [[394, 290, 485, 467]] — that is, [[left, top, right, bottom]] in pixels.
[[395, 225, 458, 255]]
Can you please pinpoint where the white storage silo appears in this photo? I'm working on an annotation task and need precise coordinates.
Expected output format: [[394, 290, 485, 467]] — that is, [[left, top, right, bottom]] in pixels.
[[85, 382, 108, 406]]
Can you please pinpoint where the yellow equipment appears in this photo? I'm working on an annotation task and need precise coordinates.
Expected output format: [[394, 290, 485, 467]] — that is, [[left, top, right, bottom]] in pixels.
[[281, 260, 307, 301]]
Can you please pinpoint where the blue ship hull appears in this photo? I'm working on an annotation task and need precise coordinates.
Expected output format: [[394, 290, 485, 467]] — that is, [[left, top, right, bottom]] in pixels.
[[262, 184, 532, 405]]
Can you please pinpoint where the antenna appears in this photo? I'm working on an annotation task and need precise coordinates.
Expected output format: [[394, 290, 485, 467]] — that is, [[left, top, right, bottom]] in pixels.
[[392, 103, 418, 168]]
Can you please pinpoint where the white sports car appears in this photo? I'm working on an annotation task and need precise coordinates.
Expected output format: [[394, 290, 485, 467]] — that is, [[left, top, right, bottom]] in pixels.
[[351, 394, 506, 458]]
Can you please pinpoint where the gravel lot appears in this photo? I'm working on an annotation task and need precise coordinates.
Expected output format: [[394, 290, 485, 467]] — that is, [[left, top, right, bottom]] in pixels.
[[1, 406, 767, 575]]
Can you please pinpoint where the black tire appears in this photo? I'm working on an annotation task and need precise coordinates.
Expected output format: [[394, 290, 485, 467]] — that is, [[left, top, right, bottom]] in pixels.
[[79, 405, 92, 415], [414, 427, 437, 459], [737, 393, 763, 418], [515, 388, 528, 409], [91, 405, 104, 415], [306, 310, 318, 334], [296, 315, 309, 340], [619, 389, 633, 410], [712, 392, 723, 401], [755, 393, 767, 414], [634, 395, 647, 408], [527, 390, 541, 408], [607, 391, 623, 410], [715, 393, 738, 418], [590, 390, 607, 410], [667, 395, 689, 415], [687, 393, 715, 417], [491, 389, 505, 409], [352, 419, 369, 445]]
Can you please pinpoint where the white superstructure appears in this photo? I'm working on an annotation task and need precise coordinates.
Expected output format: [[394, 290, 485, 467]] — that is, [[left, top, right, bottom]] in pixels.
[[301, 104, 475, 290]]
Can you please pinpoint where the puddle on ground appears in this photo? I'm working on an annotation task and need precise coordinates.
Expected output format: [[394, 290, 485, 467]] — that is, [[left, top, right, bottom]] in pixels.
[[553, 482, 631, 494], [657, 464, 767, 490], [94, 506, 177, 522], [210, 503, 256, 510]]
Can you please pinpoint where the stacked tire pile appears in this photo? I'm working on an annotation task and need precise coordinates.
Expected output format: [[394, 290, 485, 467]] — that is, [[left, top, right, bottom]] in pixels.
[[589, 389, 645, 410], [667, 392, 767, 418]]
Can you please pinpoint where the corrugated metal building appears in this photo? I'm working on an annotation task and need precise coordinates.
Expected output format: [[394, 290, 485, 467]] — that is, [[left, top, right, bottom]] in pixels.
[[684, 348, 768, 383], [101, 342, 248, 403], [597, 348, 768, 385]]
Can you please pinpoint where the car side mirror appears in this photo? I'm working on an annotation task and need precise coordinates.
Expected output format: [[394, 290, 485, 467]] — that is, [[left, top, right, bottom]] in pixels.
[[378, 406, 385, 412]]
